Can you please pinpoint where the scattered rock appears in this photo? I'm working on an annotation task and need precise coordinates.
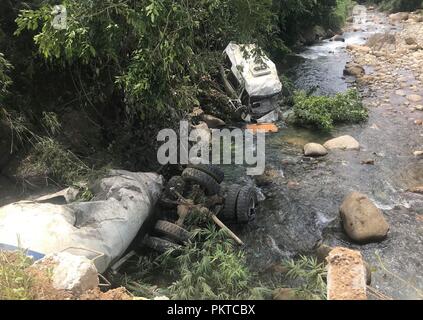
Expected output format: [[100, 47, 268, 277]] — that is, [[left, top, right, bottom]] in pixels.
[[415, 105, 423, 111], [389, 12, 409, 24], [255, 168, 281, 187], [32, 252, 99, 295], [303, 143, 328, 157], [287, 181, 300, 189], [407, 186, 423, 194], [346, 44, 371, 53], [326, 247, 367, 300], [316, 244, 371, 285], [344, 62, 365, 77], [323, 135, 360, 151], [407, 94, 422, 102], [395, 89, 407, 96], [331, 35, 345, 42], [413, 150, 423, 157], [273, 288, 301, 300], [361, 159, 375, 165], [200, 114, 226, 128], [340, 192, 389, 243], [414, 119, 423, 125], [405, 37, 417, 45], [80, 287, 132, 300]]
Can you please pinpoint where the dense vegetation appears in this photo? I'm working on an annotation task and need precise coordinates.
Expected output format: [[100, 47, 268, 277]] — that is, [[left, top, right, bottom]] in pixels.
[[293, 89, 368, 131], [0, 0, 355, 186], [372, 0, 422, 12]]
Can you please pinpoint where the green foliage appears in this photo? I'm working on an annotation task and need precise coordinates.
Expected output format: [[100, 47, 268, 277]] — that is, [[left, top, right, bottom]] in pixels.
[[328, 0, 356, 30], [373, 0, 422, 12], [293, 89, 368, 131], [122, 224, 269, 300], [23, 137, 91, 185], [0, 53, 12, 99], [283, 255, 327, 300], [0, 250, 34, 300]]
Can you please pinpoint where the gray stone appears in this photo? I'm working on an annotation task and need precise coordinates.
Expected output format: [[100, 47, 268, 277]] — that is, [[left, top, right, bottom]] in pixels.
[[304, 143, 328, 157], [323, 135, 360, 150]]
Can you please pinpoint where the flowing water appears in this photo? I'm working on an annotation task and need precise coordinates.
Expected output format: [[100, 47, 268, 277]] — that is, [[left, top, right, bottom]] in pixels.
[[224, 6, 423, 300]]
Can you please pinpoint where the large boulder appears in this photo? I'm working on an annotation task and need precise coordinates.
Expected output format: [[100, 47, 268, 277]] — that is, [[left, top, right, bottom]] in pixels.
[[389, 12, 409, 24], [326, 247, 367, 300], [323, 135, 360, 150], [32, 252, 99, 295], [331, 35, 345, 42], [304, 143, 328, 157], [343, 63, 365, 78], [340, 192, 389, 243]]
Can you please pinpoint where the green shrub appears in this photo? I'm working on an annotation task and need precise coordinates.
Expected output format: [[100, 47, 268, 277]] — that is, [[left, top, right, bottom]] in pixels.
[[373, 0, 422, 12], [293, 89, 368, 131]]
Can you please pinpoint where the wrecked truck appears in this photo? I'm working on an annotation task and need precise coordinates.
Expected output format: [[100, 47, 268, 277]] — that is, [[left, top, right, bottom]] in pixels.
[[220, 42, 283, 123]]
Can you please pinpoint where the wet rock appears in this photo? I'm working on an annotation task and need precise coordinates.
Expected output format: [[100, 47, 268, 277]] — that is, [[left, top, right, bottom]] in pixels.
[[326, 247, 367, 300], [316, 244, 372, 285], [389, 12, 409, 24], [32, 252, 99, 295], [361, 159, 375, 165], [395, 89, 407, 96], [408, 186, 423, 194], [407, 94, 422, 103], [273, 288, 301, 300], [200, 114, 225, 128], [255, 168, 281, 187], [287, 181, 300, 189], [316, 243, 333, 264], [340, 192, 389, 243], [191, 121, 211, 141], [331, 35, 345, 42], [405, 37, 417, 45], [346, 44, 371, 53], [323, 135, 360, 151], [303, 143, 328, 157], [344, 63, 365, 77]]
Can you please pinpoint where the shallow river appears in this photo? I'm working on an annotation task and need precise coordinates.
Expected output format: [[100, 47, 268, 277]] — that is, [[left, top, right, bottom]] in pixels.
[[224, 6, 423, 300]]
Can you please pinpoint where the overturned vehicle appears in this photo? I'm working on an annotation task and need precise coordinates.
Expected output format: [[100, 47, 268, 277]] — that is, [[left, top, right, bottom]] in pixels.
[[220, 43, 283, 123]]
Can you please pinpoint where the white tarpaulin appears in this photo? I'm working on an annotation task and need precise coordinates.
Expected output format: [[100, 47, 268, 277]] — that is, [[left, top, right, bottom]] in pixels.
[[0, 170, 163, 273], [224, 42, 282, 98]]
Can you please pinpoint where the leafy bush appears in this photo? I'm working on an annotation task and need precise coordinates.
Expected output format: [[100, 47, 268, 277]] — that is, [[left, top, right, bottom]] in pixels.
[[373, 0, 422, 12], [293, 89, 368, 131]]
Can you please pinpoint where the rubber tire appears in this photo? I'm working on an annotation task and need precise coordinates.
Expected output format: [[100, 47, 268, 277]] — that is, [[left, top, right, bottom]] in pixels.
[[154, 220, 190, 244], [143, 236, 181, 254], [187, 164, 225, 184], [181, 168, 221, 196], [221, 184, 242, 222], [236, 186, 257, 224], [165, 176, 186, 199]]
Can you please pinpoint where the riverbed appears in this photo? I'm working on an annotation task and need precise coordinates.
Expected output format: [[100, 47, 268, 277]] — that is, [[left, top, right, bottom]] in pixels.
[[227, 5, 422, 300]]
